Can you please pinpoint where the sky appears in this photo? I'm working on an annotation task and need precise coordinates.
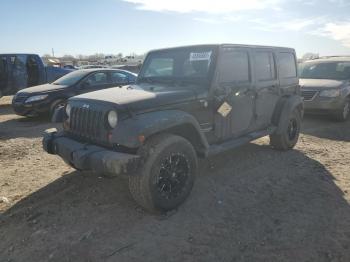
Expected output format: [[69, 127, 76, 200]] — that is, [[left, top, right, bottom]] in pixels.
[[1, 0, 350, 58]]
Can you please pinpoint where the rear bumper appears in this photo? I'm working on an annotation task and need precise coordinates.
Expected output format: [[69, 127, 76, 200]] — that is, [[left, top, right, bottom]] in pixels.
[[43, 129, 140, 176]]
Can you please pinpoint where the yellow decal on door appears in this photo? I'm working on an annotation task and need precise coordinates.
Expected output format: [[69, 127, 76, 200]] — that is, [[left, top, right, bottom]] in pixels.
[[217, 102, 232, 117]]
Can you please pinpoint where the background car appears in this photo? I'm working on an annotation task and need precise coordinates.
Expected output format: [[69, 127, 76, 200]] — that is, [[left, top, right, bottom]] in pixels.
[[0, 53, 72, 98], [299, 56, 350, 121], [12, 68, 137, 117], [77, 65, 108, 69]]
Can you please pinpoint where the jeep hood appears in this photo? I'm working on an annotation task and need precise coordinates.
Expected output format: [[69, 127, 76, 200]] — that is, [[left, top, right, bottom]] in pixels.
[[18, 83, 68, 94], [299, 79, 346, 90], [70, 84, 197, 111]]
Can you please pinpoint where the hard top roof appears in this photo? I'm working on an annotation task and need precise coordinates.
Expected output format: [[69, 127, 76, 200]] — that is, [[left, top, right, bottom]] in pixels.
[[148, 44, 295, 53]]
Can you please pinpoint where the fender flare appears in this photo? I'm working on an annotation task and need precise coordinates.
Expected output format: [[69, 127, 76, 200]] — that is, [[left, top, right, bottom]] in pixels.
[[272, 95, 304, 135], [111, 110, 210, 153]]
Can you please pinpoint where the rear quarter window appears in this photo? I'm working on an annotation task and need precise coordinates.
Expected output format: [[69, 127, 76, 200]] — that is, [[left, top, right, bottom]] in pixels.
[[279, 52, 297, 78]]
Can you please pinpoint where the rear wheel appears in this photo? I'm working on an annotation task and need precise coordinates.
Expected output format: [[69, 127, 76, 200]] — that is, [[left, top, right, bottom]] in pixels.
[[129, 134, 197, 213], [332, 99, 349, 122], [270, 110, 301, 150]]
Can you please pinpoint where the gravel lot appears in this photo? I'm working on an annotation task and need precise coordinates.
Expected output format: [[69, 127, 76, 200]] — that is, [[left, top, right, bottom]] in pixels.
[[1, 95, 350, 262]]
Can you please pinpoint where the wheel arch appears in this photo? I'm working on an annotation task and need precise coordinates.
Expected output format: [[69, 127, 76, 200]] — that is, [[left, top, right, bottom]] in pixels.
[[111, 110, 210, 154], [272, 95, 304, 135]]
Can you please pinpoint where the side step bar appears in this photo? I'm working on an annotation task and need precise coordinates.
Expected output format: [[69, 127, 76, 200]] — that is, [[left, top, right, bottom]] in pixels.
[[205, 127, 276, 157]]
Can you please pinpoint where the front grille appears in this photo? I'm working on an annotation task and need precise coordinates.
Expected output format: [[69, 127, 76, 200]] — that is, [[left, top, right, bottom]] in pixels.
[[69, 107, 106, 141], [301, 90, 318, 101], [13, 93, 29, 103]]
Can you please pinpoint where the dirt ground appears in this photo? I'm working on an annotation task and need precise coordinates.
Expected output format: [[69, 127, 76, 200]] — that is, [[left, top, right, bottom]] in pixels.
[[0, 95, 350, 262]]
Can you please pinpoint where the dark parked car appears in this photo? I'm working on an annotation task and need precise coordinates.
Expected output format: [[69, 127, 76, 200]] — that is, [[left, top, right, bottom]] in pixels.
[[299, 57, 350, 121], [43, 44, 303, 212], [12, 69, 137, 117], [0, 54, 71, 98]]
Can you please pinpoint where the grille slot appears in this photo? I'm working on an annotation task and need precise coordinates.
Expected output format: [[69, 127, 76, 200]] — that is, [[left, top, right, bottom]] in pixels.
[[301, 90, 318, 101], [69, 107, 105, 141]]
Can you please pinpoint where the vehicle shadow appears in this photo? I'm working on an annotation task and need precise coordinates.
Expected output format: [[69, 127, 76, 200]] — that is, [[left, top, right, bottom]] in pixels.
[[0, 105, 14, 115], [1, 143, 349, 262], [0, 112, 57, 140], [301, 114, 350, 142]]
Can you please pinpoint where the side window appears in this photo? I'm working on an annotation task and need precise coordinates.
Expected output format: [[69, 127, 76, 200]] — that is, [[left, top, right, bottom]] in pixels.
[[11, 55, 26, 71], [255, 52, 276, 81], [279, 52, 297, 78], [219, 50, 250, 84], [144, 58, 174, 77], [84, 72, 108, 87], [111, 72, 128, 84], [0, 57, 7, 75]]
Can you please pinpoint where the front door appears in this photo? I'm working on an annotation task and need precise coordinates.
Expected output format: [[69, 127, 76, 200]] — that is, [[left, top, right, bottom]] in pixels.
[[213, 47, 255, 141], [78, 71, 110, 94]]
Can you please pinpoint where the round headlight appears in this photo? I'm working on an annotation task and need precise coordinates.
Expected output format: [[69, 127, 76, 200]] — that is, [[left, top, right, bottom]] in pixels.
[[66, 104, 72, 117], [107, 110, 118, 129]]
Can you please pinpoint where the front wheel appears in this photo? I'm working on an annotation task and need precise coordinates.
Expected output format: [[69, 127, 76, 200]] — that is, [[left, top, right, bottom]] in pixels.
[[332, 99, 349, 122], [50, 99, 66, 117], [129, 134, 198, 213], [270, 110, 301, 150]]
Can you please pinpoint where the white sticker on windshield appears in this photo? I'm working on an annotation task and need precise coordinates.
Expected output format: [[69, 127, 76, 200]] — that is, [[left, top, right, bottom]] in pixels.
[[190, 51, 212, 61]]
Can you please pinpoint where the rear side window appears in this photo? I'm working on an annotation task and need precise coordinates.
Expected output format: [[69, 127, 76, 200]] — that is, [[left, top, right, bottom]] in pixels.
[[279, 52, 297, 78], [219, 50, 250, 84], [255, 52, 276, 81]]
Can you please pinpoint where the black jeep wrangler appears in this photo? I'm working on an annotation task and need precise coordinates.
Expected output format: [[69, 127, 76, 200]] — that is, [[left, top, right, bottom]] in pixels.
[[43, 44, 303, 212]]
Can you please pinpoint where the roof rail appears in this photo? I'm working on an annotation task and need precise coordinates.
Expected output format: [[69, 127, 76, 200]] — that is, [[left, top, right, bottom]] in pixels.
[[318, 55, 350, 59]]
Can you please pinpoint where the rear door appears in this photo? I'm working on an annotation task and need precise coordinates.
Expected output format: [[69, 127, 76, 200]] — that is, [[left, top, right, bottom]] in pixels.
[[109, 71, 130, 87], [10, 55, 28, 92], [253, 49, 280, 129], [213, 47, 255, 140]]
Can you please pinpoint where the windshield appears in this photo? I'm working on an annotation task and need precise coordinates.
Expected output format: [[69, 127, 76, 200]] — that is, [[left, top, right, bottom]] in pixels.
[[138, 46, 217, 86], [300, 61, 350, 80], [52, 70, 89, 85]]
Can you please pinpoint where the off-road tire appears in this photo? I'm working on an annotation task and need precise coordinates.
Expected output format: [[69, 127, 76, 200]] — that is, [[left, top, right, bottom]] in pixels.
[[332, 99, 349, 122], [129, 134, 197, 213], [270, 110, 301, 150], [50, 99, 66, 117]]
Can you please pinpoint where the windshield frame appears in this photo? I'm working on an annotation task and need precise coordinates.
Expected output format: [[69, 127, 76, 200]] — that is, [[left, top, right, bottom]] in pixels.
[[299, 61, 350, 80], [52, 70, 90, 86], [137, 45, 218, 88]]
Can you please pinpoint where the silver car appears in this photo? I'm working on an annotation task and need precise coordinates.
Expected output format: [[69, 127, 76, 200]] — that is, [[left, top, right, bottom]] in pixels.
[[299, 57, 350, 121]]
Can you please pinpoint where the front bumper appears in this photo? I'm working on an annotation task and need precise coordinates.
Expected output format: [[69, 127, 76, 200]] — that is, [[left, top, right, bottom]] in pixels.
[[12, 99, 51, 116], [304, 96, 345, 114], [43, 129, 140, 176]]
